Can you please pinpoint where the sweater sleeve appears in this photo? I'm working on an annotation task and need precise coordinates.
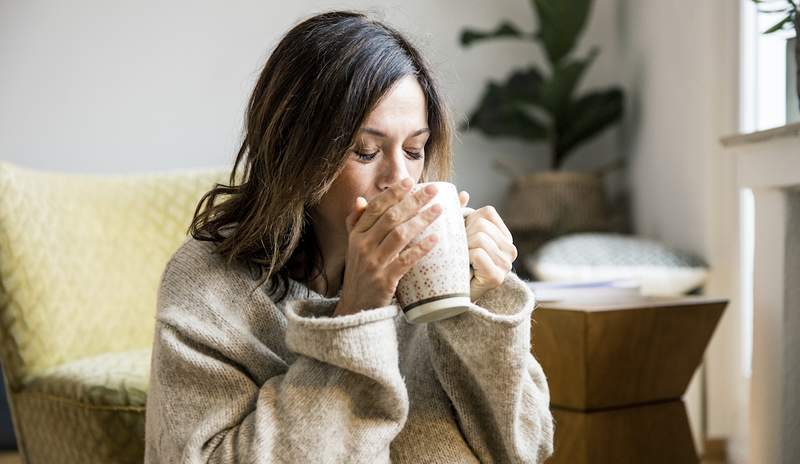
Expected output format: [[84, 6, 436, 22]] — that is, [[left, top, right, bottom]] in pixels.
[[144, 292, 409, 464], [426, 273, 554, 463]]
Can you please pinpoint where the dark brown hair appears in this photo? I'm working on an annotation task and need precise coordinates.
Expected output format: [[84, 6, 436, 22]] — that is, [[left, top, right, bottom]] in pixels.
[[189, 11, 454, 300]]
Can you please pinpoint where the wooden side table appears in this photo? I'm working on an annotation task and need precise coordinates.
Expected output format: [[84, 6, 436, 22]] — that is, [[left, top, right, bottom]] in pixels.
[[531, 297, 727, 464]]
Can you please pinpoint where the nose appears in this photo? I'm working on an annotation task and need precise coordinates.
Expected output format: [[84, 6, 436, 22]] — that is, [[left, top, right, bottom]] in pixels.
[[376, 147, 412, 191]]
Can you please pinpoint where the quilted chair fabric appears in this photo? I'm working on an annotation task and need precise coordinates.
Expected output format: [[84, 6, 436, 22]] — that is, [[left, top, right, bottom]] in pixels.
[[0, 162, 228, 463]]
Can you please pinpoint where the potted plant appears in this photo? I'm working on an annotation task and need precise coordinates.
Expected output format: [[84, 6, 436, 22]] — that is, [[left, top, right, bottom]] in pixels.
[[752, 0, 799, 115], [460, 0, 625, 239]]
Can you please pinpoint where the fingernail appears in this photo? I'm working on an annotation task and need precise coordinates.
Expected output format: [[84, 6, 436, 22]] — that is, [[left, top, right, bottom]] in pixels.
[[430, 203, 443, 214], [427, 234, 438, 243], [424, 184, 437, 195], [401, 178, 413, 189]]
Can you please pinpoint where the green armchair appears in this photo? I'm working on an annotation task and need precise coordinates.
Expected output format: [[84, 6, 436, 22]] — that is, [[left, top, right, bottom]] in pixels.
[[0, 162, 227, 463]]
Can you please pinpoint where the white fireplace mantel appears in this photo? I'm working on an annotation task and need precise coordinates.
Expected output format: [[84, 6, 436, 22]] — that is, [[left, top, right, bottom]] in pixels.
[[721, 122, 800, 464]]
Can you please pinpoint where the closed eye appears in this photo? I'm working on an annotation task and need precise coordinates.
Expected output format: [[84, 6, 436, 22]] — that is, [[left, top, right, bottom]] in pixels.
[[404, 150, 423, 160], [354, 150, 379, 161], [352, 150, 423, 162]]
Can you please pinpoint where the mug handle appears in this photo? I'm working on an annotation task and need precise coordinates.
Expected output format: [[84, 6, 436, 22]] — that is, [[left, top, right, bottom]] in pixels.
[[461, 207, 475, 281]]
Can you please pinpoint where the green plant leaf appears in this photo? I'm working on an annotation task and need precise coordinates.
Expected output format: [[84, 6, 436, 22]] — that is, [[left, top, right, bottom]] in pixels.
[[532, 0, 593, 64], [538, 50, 597, 118], [460, 21, 529, 47], [764, 14, 794, 33], [464, 81, 549, 141], [554, 88, 624, 167], [504, 66, 546, 102]]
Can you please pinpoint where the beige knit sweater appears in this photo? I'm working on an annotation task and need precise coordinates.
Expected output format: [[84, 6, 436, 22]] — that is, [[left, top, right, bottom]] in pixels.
[[144, 237, 554, 463]]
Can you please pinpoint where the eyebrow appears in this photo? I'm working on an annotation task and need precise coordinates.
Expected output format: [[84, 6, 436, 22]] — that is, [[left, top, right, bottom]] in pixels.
[[360, 127, 431, 137]]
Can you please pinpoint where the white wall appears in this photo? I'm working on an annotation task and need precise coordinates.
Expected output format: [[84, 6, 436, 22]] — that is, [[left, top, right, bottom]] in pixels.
[[619, 0, 746, 461], [0, 0, 623, 210]]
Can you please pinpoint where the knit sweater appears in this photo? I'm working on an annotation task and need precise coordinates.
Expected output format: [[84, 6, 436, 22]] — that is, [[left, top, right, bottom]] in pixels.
[[144, 237, 554, 463]]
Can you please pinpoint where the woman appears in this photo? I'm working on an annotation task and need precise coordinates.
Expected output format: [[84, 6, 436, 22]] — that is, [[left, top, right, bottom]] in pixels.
[[145, 11, 554, 464]]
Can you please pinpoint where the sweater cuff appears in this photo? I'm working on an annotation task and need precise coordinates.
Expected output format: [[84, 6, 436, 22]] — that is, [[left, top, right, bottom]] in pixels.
[[285, 298, 399, 329], [284, 299, 401, 371], [463, 273, 536, 327]]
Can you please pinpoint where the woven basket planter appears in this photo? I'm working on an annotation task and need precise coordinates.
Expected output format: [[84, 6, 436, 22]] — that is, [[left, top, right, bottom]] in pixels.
[[502, 170, 610, 234]]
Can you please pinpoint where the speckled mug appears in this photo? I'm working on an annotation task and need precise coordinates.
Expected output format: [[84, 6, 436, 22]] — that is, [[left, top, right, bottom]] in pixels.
[[396, 182, 474, 324]]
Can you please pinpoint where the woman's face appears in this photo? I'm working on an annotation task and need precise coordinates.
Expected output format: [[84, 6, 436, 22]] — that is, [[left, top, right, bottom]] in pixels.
[[313, 75, 430, 241]]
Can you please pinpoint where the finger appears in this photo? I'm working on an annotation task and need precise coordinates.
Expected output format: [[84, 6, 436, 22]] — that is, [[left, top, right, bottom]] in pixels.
[[469, 231, 513, 272], [466, 217, 518, 261], [388, 233, 439, 278], [352, 178, 413, 234], [469, 248, 507, 287], [345, 196, 369, 233], [459, 190, 470, 208], [368, 183, 438, 244], [471, 206, 512, 242], [377, 203, 443, 259]]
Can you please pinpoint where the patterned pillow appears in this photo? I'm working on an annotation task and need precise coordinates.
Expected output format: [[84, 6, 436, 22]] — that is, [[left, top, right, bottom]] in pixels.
[[526, 233, 709, 296]]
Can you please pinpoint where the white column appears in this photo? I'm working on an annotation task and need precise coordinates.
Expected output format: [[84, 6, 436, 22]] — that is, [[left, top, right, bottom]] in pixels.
[[728, 127, 800, 464], [749, 188, 786, 464]]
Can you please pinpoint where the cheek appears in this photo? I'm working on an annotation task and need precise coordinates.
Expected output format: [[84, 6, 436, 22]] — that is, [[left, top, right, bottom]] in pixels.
[[325, 163, 372, 216], [409, 159, 425, 182], [345, 163, 380, 200]]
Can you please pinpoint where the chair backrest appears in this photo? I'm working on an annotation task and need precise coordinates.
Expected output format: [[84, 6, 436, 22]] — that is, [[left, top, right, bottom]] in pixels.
[[0, 162, 228, 389]]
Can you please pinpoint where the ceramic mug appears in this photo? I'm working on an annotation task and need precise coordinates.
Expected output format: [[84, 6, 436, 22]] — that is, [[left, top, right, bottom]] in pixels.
[[396, 182, 475, 324]]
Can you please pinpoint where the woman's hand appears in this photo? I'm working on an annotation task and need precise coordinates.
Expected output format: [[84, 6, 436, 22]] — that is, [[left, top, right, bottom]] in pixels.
[[458, 191, 518, 302], [334, 178, 443, 317]]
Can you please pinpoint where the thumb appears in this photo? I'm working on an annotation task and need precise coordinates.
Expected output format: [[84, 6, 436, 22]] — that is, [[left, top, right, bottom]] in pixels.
[[345, 196, 368, 232], [459, 190, 470, 208]]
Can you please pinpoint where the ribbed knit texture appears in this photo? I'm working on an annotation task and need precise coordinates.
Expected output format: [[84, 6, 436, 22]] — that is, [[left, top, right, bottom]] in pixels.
[[144, 237, 554, 463]]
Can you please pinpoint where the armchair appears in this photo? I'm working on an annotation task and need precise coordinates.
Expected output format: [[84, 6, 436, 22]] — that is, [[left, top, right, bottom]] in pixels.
[[0, 162, 226, 463]]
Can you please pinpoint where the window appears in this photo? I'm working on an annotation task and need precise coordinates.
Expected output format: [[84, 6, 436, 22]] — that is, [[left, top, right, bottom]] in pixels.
[[741, 0, 797, 132]]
